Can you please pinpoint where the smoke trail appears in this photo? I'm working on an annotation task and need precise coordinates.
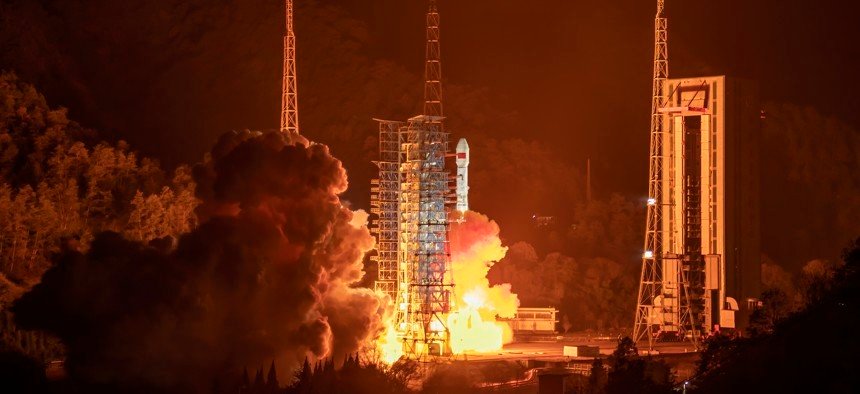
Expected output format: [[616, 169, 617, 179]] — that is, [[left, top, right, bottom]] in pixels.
[[13, 131, 381, 392]]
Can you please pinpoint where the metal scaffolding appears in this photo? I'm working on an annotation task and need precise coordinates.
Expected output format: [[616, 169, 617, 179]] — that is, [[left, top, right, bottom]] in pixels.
[[371, 120, 403, 306], [372, 116, 454, 357], [634, 0, 702, 349], [633, 0, 670, 349], [424, 0, 443, 118], [371, 0, 454, 358], [280, 0, 299, 135], [401, 116, 453, 356]]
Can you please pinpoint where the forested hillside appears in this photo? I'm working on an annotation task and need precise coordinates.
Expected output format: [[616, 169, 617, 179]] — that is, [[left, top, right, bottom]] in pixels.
[[0, 71, 197, 314]]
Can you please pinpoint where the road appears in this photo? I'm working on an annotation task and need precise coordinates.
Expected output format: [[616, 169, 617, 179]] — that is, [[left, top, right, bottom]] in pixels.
[[455, 337, 699, 362]]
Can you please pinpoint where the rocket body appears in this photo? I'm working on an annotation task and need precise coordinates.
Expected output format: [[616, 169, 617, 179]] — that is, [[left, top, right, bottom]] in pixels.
[[455, 138, 470, 212]]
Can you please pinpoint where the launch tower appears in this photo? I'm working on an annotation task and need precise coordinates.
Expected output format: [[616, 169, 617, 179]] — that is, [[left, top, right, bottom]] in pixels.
[[371, 0, 455, 357], [633, 1, 760, 348]]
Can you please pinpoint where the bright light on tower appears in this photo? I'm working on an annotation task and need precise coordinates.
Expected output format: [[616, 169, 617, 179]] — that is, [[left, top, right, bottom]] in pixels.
[[643, 250, 654, 259], [429, 319, 445, 333], [647, 197, 657, 206]]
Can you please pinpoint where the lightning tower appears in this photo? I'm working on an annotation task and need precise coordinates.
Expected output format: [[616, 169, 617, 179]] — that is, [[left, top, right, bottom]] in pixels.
[[424, 0, 443, 118], [634, 0, 762, 348], [280, 0, 299, 135], [371, 0, 454, 357], [633, 0, 699, 348]]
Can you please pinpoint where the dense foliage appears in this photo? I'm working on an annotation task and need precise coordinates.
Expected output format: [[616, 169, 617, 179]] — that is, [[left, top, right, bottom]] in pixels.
[[0, 72, 198, 365], [691, 238, 860, 393], [490, 194, 642, 331], [0, 72, 197, 307]]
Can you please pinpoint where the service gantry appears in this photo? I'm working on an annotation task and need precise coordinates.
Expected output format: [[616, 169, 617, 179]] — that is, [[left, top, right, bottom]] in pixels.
[[633, 0, 703, 350], [371, 0, 455, 358]]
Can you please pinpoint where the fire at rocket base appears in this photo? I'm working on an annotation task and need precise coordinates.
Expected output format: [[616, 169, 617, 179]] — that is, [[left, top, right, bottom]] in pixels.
[[456, 138, 470, 213]]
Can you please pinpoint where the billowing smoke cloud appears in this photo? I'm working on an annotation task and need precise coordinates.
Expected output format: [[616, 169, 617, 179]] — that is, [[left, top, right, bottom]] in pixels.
[[13, 131, 381, 392]]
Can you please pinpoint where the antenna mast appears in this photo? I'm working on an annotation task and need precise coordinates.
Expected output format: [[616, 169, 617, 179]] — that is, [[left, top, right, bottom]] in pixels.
[[633, 0, 669, 349], [280, 0, 299, 135], [424, 0, 443, 119]]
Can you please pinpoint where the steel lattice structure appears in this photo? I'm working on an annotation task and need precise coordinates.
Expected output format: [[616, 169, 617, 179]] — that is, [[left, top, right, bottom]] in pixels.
[[371, 0, 454, 358], [424, 1, 443, 118], [371, 116, 454, 357], [280, 0, 299, 135], [400, 115, 453, 356], [633, 0, 669, 350], [371, 121, 403, 307], [633, 0, 702, 350]]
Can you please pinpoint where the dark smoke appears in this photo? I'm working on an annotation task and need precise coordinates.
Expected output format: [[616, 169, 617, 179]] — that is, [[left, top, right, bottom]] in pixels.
[[13, 130, 381, 392]]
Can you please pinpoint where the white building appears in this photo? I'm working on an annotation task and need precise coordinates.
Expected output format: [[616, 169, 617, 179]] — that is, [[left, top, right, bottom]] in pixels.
[[655, 76, 761, 334]]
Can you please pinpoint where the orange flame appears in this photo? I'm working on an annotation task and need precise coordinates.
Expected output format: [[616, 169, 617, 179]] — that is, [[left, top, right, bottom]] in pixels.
[[374, 211, 518, 361], [447, 211, 518, 354]]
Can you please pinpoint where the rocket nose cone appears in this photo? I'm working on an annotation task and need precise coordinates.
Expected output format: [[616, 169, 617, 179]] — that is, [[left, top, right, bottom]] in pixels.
[[456, 138, 469, 152]]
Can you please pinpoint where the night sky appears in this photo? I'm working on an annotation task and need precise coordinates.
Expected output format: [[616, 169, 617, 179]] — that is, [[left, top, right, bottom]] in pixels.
[[3, 2, 860, 391], [1, 0, 859, 267]]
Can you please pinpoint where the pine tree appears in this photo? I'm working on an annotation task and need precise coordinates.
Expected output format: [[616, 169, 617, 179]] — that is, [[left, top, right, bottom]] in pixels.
[[266, 360, 279, 391], [589, 358, 607, 394], [253, 367, 265, 392], [291, 357, 313, 394], [241, 367, 251, 391]]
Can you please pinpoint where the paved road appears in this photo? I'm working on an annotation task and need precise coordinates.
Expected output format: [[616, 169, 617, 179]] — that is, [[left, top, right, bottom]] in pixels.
[[456, 338, 698, 362]]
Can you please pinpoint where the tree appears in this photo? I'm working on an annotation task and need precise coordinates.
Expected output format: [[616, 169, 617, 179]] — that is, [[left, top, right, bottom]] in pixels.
[[0, 71, 202, 372], [760, 103, 860, 268], [0, 73, 200, 294], [567, 194, 642, 264], [266, 361, 279, 392], [691, 238, 860, 393], [747, 288, 792, 336], [252, 367, 265, 392], [241, 367, 251, 392], [605, 337, 673, 394], [798, 259, 838, 306], [694, 333, 744, 379], [588, 358, 607, 394]]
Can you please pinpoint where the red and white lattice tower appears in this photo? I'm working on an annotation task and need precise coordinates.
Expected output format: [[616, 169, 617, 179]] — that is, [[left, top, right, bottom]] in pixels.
[[280, 0, 299, 135], [371, 0, 454, 358], [424, 0, 443, 119]]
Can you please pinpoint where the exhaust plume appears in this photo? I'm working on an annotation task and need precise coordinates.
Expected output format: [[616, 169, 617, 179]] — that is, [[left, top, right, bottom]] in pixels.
[[13, 131, 381, 392], [446, 211, 519, 353]]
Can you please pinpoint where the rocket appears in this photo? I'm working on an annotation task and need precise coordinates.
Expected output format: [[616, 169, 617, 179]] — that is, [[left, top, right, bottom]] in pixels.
[[455, 138, 470, 213]]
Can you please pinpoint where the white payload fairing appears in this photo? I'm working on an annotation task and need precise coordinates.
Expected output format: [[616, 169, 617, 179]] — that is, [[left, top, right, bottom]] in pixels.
[[455, 138, 470, 212]]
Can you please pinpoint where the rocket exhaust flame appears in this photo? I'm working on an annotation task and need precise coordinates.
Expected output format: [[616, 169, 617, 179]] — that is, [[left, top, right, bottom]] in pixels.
[[375, 211, 519, 361], [371, 1, 517, 362], [447, 211, 518, 354]]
